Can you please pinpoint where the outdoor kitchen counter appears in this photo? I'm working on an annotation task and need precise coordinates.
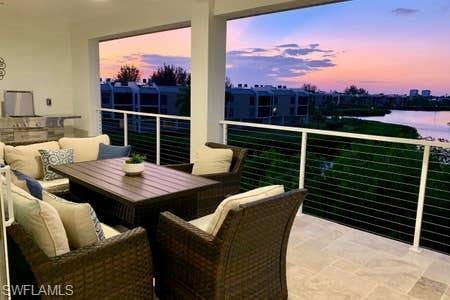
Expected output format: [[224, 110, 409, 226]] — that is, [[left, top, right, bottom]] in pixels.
[[0, 115, 81, 145]]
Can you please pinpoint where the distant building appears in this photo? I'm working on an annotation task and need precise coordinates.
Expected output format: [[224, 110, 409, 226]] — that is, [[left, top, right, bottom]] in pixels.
[[421, 90, 431, 97], [410, 89, 419, 97], [100, 82, 311, 127], [225, 87, 257, 120], [225, 85, 309, 125]]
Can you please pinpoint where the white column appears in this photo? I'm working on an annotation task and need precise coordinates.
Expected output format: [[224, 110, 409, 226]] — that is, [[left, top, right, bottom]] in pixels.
[[70, 35, 101, 137], [190, 0, 227, 160]]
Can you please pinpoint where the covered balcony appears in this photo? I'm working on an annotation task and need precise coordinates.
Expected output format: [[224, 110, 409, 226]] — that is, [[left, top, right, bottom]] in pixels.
[[0, 0, 449, 299]]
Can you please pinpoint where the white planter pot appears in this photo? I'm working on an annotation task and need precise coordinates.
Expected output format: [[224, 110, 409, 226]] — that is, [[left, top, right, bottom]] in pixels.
[[123, 162, 145, 176]]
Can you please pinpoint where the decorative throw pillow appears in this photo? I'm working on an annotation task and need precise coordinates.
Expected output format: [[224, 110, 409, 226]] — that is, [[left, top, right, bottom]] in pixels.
[[191, 145, 233, 175], [205, 185, 285, 235], [12, 170, 43, 199], [42, 191, 105, 249], [11, 183, 70, 257], [39, 148, 74, 181], [97, 143, 131, 160]]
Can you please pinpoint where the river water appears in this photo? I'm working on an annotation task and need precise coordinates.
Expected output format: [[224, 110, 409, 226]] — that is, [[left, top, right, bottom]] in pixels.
[[359, 110, 450, 140]]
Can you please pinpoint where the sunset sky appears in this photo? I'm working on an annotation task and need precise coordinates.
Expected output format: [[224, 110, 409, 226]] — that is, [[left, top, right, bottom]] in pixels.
[[99, 0, 450, 96]]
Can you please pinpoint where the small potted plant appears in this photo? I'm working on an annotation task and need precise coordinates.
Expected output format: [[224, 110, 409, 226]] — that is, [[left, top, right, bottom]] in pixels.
[[123, 153, 146, 176]]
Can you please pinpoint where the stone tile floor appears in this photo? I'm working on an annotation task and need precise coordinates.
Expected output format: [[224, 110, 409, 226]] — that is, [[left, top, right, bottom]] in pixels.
[[287, 214, 450, 300]]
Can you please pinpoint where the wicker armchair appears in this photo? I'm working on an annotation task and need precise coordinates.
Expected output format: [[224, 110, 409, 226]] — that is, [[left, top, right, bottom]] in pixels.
[[7, 223, 154, 299], [156, 189, 307, 300], [166, 142, 248, 217]]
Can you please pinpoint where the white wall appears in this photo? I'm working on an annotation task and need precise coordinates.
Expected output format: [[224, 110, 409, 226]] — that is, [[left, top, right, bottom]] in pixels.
[[69, 0, 193, 135], [0, 16, 74, 116]]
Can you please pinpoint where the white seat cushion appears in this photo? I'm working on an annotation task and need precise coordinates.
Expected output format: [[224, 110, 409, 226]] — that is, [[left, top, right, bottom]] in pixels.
[[101, 223, 121, 239], [189, 214, 214, 232], [5, 141, 60, 179], [190, 185, 285, 236], [59, 134, 110, 163], [38, 178, 70, 194], [191, 145, 233, 176], [42, 191, 105, 249], [11, 183, 70, 257]]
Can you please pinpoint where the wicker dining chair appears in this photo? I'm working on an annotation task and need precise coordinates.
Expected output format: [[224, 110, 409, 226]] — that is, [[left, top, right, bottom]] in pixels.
[[165, 142, 248, 217], [156, 189, 307, 300], [7, 223, 154, 299]]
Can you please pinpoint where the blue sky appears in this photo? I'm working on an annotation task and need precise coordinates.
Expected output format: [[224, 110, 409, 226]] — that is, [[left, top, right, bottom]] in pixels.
[[100, 0, 450, 95]]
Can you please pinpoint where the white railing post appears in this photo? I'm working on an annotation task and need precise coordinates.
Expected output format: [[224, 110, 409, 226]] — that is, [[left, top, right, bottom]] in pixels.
[[97, 110, 103, 135], [298, 131, 308, 214], [123, 113, 128, 146], [222, 123, 228, 145], [156, 116, 161, 165], [410, 145, 431, 253]]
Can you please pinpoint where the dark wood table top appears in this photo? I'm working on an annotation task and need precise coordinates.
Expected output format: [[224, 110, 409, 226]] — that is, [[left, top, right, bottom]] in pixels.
[[51, 158, 220, 207]]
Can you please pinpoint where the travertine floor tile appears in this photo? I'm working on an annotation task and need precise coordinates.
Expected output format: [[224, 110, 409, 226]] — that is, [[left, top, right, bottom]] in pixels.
[[408, 277, 447, 300], [286, 215, 450, 299], [356, 257, 422, 293], [291, 266, 377, 300], [332, 258, 362, 273], [424, 261, 450, 285], [365, 285, 414, 300], [322, 239, 378, 265], [341, 230, 409, 258], [287, 244, 338, 273]]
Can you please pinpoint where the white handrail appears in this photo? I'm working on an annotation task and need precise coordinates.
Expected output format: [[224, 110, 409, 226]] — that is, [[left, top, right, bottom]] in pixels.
[[220, 120, 450, 149], [98, 108, 191, 121]]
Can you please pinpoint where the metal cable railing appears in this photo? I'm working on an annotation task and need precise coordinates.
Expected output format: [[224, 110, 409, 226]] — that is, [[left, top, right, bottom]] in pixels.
[[98, 109, 449, 254], [221, 120, 450, 255], [98, 108, 190, 166]]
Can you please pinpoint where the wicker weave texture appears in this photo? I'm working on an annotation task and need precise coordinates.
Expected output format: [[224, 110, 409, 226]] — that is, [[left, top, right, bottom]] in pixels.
[[166, 142, 248, 217], [7, 224, 154, 299], [156, 189, 307, 300]]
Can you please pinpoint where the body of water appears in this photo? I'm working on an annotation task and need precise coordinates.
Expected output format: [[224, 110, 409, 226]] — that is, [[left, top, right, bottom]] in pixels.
[[359, 110, 450, 140]]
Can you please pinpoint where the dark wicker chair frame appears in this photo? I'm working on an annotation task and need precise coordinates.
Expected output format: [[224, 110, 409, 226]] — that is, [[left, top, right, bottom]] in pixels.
[[7, 224, 154, 299], [156, 189, 307, 300], [166, 142, 248, 217]]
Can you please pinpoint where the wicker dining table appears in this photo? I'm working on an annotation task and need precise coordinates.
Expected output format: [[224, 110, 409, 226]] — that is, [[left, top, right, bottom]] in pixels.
[[50, 158, 221, 231]]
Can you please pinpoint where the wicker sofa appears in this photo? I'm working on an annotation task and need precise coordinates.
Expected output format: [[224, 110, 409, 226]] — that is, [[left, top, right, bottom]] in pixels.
[[166, 142, 247, 217], [7, 223, 154, 299], [156, 189, 307, 300], [0, 135, 110, 195]]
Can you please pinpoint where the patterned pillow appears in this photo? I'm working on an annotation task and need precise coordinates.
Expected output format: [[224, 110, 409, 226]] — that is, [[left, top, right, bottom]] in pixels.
[[42, 191, 105, 248], [39, 148, 74, 181]]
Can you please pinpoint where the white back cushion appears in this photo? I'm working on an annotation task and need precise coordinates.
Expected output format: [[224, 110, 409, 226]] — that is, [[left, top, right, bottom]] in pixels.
[[42, 191, 105, 249], [12, 184, 70, 257], [205, 185, 285, 235], [59, 134, 109, 162], [5, 141, 60, 179], [192, 145, 233, 175]]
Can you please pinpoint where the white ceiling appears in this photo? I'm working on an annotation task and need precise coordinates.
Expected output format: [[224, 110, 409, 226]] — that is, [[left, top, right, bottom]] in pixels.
[[0, 0, 167, 22]]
